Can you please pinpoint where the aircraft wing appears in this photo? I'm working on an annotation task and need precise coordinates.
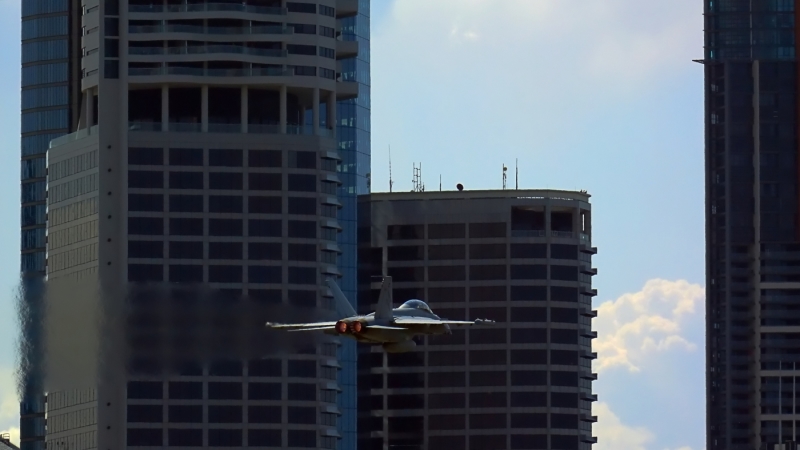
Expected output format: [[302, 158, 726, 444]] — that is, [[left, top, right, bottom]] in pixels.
[[393, 317, 496, 327], [265, 321, 337, 331]]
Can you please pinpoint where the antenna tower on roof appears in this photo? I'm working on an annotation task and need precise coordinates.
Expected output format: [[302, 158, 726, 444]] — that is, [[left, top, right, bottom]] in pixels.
[[516, 158, 519, 190], [389, 145, 393, 193]]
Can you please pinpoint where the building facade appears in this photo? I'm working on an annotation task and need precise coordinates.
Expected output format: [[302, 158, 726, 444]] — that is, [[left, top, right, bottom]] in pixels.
[[356, 190, 598, 450], [40, 0, 367, 448], [703, 2, 800, 450]]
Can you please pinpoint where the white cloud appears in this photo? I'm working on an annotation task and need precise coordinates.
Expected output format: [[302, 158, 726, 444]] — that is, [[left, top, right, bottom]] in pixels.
[[594, 402, 654, 450], [593, 279, 704, 373]]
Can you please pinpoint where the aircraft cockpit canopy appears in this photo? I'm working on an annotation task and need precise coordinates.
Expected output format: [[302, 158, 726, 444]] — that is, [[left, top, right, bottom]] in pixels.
[[398, 299, 433, 314]]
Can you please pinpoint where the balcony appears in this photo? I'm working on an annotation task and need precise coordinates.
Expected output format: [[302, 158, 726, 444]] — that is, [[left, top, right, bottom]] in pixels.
[[580, 245, 598, 255], [49, 125, 99, 148], [130, 45, 287, 58], [581, 393, 598, 402], [581, 414, 598, 423], [581, 288, 598, 297], [580, 330, 598, 339], [580, 265, 598, 275], [511, 229, 546, 238], [128, 24, 292, 35], [129, 2, 287, 15], [129, 121, 334, 137], [581, 435, 598, 444], [580, 308, 598, 318], [551, 231, 574, 238]]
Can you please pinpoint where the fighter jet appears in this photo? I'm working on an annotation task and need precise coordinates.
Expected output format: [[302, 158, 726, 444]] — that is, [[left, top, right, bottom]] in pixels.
[[265, 276, 495, 353]]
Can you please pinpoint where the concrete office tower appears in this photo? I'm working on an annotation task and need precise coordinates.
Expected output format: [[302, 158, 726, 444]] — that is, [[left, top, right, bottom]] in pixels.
[[356, 190, 598, 450], [42, 0, 366, 448], [703, 3, 800, 450]]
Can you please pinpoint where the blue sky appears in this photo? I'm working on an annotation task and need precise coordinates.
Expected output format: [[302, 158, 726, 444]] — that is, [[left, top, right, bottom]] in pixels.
[[0, 1, 706, 448]]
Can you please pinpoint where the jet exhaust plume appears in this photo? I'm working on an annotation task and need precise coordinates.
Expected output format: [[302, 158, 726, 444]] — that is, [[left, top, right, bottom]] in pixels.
[[16, 276, 337, 395]]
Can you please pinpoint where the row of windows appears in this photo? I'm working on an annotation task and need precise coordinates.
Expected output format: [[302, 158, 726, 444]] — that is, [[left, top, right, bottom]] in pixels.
[[22, 133, 64, 157], [427, 413, 580, 430], [127, 405, 321, 424], [48, 243, 97, 273], [49, 197, 97, 226], [22, 15, 68, 40], [424, 434, 580, 450], [368, 391, 578, 410], [128, 194, 331, 215], [129, 148, 325, 169], [21, 227, 46, 251], [363, 370, 585, 389], [129, 171, 317, 191], [387, 243, 580, 261], [21, 39, 68, 64], [49, 173, 97, 204], [48, 220, 97, 250], [21, 204, 46, 227], [47, 407, 96, 433], [47, 388, 97, 412], [22, 156, 46, 180], [21, 62, 68, 87], [129, 380, 319, 400], [21, 108, 68, 133], [49, 150, 97, 181], [129, 241, 317, 261], [127, 428, 317, 448], [387, 264, 581, 282], [128, 217, 323, 238], [21, 180, 46, 203], [22, 85, 68, 110], [389, 223, 507, 240], [368, 349, 582, 367], [425, 328, 583, 346], [385, 285, 581, 303], [22, 0, 68, 17], [128, 264, 318, 284]]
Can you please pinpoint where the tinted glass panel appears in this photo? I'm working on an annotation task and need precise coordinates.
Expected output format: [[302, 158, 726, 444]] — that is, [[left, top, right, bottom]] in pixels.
[[248, 382, 281, 400], [169, 218, 203, 236], [128, 240, 163, 258], [209, 195, 243, 213], [169, 241, 203, 259], [209, 149, 243, 167], [248, 150, 281, 167], [249, 196, 281, 214], [129, 170, 163, 188], [428, 244, 465, 260], [511, 243, 547, 258], [249, 173, 281, 190], [128, 194, 163, 212], [169, 172, 203, 189], [129, 217, 163, 235], [129, 147, 163, 165], [169, 195, 203, 212], [250, 219, 282, 237], [210, 172, 243, 190], [428, 223, 465, 239], [169, 148, 202, 166], [209, 219, 243, 236]]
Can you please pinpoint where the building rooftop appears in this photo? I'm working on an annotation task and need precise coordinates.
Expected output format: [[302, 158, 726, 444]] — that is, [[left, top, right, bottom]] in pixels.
[[364, 188, 591, 202]]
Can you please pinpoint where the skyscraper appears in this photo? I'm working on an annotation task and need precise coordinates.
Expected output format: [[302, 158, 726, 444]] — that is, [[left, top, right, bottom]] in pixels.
[[356, 189, 598, 450], [703, 2, 798, 449], [32, 0, 368, 448]]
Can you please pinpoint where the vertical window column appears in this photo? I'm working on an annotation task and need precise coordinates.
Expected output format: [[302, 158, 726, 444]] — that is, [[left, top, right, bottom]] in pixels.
[[241, 86, 248, 133], [201, 85, 208, 132], [161, 85, 168, 131], [86, 88, 94, 127], [327, 90, 336, 134], [279, 85, 287, 133], [312, 87, 320, 134]]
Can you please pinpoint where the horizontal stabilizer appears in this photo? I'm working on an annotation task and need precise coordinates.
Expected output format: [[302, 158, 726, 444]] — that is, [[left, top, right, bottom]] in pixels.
[[287, 326, 334, 332], [367, 325, 407, 331]]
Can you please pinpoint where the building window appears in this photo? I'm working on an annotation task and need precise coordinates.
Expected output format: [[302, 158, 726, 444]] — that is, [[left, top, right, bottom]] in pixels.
[[168, 429, 201, 446], [128, 170, 163, 188], [387, 266, 424, 283], [128, 264, 162, 282], [551, 244, 578, 259], [127, 381, 162, 399], [127, 406, 163, 423], [288, 407, 316, 424], [388, 224, 424, 240], [429, 393, 465, 409], [551, 286, 578, 302], [551, 307, 578, 324], [169, 194, 203, 212], [170, 218, 203, 236], [511, 435, 547, 449], [168, 381, 202, 399], [469, 328, 506, 344], [169, 148, 203, 166], [169, 241, 203, 259], [287, 2, 315, 13], [510, 328, 546, 344], [288, 197, 316, 215], [209, 242, 243, 260], [550, 328, 577, 344], [248, 266, 282, 284], [510, 264, 547, 280], [168, 405, 202, 423], [210, 172, 243, 190], [249, 173, 281, 190], [287, 430, 316, 448], [551, 371, 578, 387], [511, 391, 546, 407], [470, 286, 506, 302], [249, 196, 281, 214], [551, 265, 578, 281], [248, 406, 281, 424], [208, 382, 242, 400], [510, 285, 546, 301], [209, 195, 243, 213], [428, 286, 465, 302], [248, 359, 280, 377], [248, 382, 281, 400], [208, 265, 242, 283], [288, 267, 316, 285], [208, 429, 242, 447], [511, 349, 547, 365], [429, 414, 465, 431], [428, 244, 465, 260], [209, 149, 242, 167], [169, 171, 203, 189], [470, 350, 507, 366], [319, 4, 334, 16], [169, 265, 202, 282], [428, 351, 465, 366], [127, 429, 162, 446], [248, 430, 281, 446], [209, 219, 243, 236], [288, 150, 316, 168], [428, 372, 465, 388], [510, 370, 547, 386], [208, 406, 242, 423], [469, 222, 506, 238], [319, 25, 335, 38], [128, 147, 162, 165], [551, 392, 578, 408], [288, 174, 316, 192], [288, 244, 316, 261], [250, 219, 282, 237], [510, 413, 546, 428], [510, 307, 547, 323], [248, 149, 281, 167], [128, 193, 163, 212], [428, 223, 465, 239], [469, 371, 507, 387], [511, 243, 546, 259], [287, 383, 316, 400], [470, 243, 506, 259], [551, 350, 578, 366], [428, 265, 465, 282], [469, 265, 506, 281], [248, 243, 281, 260], [128, 241, 163, 258]]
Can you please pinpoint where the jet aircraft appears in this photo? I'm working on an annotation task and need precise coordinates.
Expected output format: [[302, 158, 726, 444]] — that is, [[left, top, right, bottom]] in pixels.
[[265, 277, 495, 353]]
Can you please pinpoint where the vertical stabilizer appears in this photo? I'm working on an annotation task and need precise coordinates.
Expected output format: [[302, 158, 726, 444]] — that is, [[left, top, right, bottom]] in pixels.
[[326, 279, 356, 318], [375, 276, 393, 320]]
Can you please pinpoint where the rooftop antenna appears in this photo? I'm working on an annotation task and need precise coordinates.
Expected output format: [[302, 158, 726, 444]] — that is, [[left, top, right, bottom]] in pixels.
[[503, 164, 508, 190], [439, 174, 442, 191], [412, 163, 425, 192], [516, 158, 519, 190], [389, 145, 393, 193]]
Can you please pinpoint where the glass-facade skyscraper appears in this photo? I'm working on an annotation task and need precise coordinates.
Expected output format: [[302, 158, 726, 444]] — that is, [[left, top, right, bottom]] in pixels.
[[703, 1, 799, 449]]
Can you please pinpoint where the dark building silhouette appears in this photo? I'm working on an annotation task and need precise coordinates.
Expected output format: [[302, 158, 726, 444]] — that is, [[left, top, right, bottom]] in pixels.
[[703, 2, 800, 449], [357, 190, 598, 450]]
